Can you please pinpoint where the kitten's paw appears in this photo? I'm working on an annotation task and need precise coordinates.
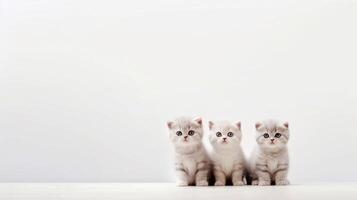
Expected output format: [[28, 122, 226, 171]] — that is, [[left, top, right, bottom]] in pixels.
[[214, 181, 225, 186], [233, 181, 245, 186], [252, 180, 258, 185], [196, 180, 209, 186], [177, 181, 189, 187], [258, 180, 271, 186], [276, 180, 289, 185]]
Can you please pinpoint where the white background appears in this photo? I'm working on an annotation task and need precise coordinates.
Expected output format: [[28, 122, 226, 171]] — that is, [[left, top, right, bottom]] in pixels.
[[0, 0, 356, 182]]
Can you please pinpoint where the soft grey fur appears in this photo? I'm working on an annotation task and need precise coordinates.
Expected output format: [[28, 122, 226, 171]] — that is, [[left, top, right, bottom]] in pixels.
[[248, 119, 290, 186], [167, 117, 210, 186], [208, 121, 246, 186]]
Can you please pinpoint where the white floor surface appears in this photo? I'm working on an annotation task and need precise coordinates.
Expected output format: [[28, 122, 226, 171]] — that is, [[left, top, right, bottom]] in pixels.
[[0, 183, 356, 200]]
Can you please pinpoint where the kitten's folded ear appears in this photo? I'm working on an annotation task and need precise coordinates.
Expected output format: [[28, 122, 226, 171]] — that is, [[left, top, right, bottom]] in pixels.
[[208, 121, 214, 130], [283, 122, 289, 128], [235, 121, 241, 130], [167, 121, 174, 129], [194, 117, 202, 126], [255, 122, 263, 130]]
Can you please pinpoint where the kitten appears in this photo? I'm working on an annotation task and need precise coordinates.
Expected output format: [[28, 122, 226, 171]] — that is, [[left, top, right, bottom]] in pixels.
[[167, 117, 210, 186], [208, 120, 246, 186], [248, 119, 290, 186]]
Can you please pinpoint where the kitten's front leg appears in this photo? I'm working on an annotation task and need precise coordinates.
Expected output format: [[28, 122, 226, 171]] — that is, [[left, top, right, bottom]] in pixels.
[[213, 165, 226, 186], [175, 163, 189, 186], [232, 164, 244, 186], [274, 164, 289, 185], [256, 164, 271, 186], [195, 161, 209, 186], [251, 179, 259, 185]]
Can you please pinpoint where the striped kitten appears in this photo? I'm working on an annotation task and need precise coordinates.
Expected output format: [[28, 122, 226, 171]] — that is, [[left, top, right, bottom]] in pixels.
[[208, 121, 246, 186], [167, 117, 210, 186], [248, 119, 290, 186]]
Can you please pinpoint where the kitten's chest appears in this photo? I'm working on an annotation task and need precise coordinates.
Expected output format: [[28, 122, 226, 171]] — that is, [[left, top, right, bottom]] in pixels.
[[266, 159, 279, 172], [182, 156, 197, 175], [215, 153, 238, 175], [221, 159, 235, 175]]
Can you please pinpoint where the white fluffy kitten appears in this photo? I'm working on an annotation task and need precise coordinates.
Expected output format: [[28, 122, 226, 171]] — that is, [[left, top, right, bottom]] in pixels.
[[208, 121, 246, 186], [248, 119, 290, 186], [167, 117, 210, 186]]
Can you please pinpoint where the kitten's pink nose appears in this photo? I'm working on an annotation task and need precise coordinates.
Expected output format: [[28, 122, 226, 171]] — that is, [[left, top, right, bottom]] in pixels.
[[271, 138, 275, 142], [223, 137, 227, 141], [184, 136, 188, 139]]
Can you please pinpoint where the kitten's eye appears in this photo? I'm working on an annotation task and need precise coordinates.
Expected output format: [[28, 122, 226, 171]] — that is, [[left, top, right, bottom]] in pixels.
[[176, 131, 182, 136], [227, 132, 234, 137], [188, 130, 195, 136], [275, 133, 281, 138], [216, 132, 222, 137], [263, 133, 269, 138]]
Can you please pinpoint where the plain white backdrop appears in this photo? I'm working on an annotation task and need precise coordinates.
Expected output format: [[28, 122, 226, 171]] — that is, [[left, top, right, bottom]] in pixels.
[[0, 0, 356, 182]]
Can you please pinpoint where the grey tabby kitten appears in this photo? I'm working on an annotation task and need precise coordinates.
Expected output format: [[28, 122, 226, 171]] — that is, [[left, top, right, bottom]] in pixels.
[[167, 117, 210, 186], [208, 121, 246, 186], [248, 119, 290, 186]]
